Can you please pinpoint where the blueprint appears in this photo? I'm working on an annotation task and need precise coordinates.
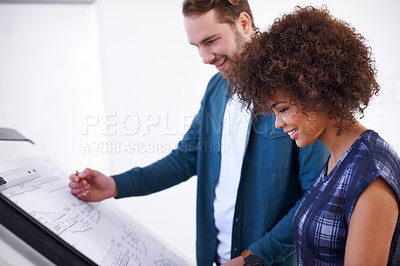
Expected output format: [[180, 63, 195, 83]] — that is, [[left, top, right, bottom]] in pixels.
[[0, 157, 191, 266]]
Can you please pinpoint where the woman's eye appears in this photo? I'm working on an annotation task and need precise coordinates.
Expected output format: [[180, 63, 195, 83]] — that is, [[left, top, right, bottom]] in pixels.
[[279, 108, 288, 113]]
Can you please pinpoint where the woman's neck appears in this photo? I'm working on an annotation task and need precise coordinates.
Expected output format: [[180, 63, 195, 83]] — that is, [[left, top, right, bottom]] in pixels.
[[320, 120, 367, 175]]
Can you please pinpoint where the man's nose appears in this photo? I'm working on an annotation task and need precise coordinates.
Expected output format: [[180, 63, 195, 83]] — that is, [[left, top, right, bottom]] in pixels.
[[199, 47, 215, 65]]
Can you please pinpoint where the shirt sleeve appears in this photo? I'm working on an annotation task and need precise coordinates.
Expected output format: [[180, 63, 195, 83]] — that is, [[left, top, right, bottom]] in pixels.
[[112, 112, 200, 198]]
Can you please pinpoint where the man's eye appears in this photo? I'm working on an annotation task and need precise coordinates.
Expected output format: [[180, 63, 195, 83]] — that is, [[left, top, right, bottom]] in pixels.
[[207, 39, 216, 45], [279, 108, 288, 113]]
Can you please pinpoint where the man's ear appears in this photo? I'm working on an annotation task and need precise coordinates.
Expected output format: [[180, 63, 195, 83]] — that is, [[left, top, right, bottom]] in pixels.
[[237, 12, 252, 35]]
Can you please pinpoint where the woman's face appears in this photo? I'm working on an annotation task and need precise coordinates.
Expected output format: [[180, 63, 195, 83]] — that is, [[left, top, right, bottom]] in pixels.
[[271, 95, 330, 148]]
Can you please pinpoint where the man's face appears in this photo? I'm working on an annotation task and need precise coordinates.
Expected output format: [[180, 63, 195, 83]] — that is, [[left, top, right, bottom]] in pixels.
[[184, 9, 250, 77]]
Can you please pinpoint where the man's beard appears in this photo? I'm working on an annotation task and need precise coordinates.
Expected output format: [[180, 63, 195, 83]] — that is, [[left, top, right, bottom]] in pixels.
[[220, 32, 247, 79], [220, 56, 235, 79]]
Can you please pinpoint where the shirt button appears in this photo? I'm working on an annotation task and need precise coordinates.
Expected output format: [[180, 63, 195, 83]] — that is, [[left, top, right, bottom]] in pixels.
[[211, 234, 216, 239], [234, 248, 238, 252], [216, 151, 220, 156], [235, 218, 239, 222], [211, 179, 216, 184]]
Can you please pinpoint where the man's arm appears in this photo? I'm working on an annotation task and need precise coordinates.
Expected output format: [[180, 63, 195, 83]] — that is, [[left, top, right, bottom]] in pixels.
[[248, 140, 329, 265], [112, 111, 201, 198], [113, 74, 223, 198], [69, 112, 201, 201]]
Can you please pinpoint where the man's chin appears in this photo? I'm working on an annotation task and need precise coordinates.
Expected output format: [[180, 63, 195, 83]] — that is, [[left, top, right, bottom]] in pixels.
[[219, 69, 229, 79]]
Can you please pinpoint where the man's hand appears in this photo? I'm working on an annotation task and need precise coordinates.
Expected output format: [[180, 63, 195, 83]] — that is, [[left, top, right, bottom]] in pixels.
[[221, 256, 245, 266], [69, 168, 118, 201]]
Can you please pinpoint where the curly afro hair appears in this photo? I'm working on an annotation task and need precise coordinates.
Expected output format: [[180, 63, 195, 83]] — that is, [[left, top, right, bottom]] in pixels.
[[228, 6, 379, 134]]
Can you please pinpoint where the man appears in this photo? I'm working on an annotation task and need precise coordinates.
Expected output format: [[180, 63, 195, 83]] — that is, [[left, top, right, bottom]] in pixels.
[[69, 1, 329, 265]]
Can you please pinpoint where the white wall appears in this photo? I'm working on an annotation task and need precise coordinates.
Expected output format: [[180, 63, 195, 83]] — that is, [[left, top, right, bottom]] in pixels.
[[0, 2, 108, 173], [0, 0, 399, 263]]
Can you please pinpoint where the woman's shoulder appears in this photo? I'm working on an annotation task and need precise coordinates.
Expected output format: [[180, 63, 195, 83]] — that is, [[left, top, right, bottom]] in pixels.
[[353, 130, 400, 190], [357, 130, 399, 170]]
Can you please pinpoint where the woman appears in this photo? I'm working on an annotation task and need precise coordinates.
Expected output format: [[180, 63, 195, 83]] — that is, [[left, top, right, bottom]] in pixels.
[[228, 6, 400, 265]]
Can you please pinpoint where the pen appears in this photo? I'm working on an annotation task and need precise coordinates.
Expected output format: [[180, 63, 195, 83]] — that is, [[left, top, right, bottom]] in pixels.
[[76, 170, 87, 197]]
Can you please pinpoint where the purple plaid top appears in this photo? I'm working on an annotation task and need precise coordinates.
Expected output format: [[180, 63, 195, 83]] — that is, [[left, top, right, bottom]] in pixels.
[[293, 130, 400, 265]]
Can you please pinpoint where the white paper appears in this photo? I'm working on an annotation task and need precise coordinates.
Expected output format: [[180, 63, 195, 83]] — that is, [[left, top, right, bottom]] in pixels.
[[0, 157, 191, 266]]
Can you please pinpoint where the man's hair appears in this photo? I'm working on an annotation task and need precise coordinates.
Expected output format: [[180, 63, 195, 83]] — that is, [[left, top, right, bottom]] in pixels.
[[182, 0, 256, 30]]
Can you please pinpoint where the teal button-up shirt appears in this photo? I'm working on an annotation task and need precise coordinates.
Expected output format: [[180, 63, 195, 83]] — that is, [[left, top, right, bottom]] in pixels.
[[113, 73, 329, 265]]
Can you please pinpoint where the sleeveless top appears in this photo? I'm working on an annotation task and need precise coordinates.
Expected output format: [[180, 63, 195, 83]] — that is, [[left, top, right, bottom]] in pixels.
[[293, 130, 400, 265]]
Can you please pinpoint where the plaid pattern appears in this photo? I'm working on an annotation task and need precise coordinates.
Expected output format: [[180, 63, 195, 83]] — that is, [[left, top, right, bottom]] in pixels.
[[293, 130, 400, 265]]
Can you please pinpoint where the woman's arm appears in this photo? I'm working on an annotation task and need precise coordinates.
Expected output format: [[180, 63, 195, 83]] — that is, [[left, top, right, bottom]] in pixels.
[[345, 177, 399, 265]]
